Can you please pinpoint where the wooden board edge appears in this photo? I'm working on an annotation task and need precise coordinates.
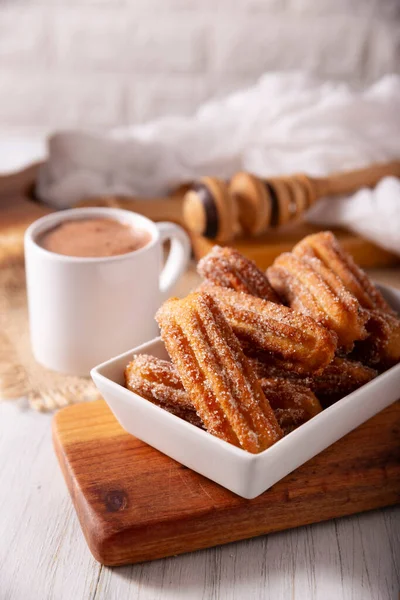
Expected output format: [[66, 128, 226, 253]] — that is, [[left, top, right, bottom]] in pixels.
[[52, 410, 118, 564], [52, 404, 400, 567], [100, 495, 400, 566]]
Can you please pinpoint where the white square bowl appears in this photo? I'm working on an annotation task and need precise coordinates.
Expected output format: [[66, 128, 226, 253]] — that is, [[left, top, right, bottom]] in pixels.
[[91, 283, 400, 499]]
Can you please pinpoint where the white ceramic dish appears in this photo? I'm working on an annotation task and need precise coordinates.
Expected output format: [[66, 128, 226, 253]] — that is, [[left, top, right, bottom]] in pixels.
[[91, 283, 400, 499]]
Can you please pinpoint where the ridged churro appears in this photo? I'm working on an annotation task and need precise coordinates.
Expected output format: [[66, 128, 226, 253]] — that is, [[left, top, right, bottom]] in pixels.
[[125, 354, 203, 428], [126, 354, 322, 436], [267, 252, 368, 352], [293, 231, 400, 365], [293, 231, 395, 314], [197, 245, 280, 302], [204, 285, 337, 374], [351, 309, 400, 368], [309, 357, 377, 405], [156, 291, 283, 453], [259, 378, 322, 433], [251, 356, 377, 406]]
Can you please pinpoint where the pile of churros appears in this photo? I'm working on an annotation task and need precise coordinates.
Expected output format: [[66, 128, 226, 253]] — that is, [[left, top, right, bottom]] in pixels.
[[125, 231, 400, 454]]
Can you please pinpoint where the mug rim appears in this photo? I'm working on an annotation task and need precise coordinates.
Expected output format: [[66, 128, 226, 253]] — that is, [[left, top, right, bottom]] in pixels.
[[24, 207, 160, 264]]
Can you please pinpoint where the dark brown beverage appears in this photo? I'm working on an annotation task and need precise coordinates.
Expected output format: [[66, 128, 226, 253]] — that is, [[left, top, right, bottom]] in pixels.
[[38, 218, 151, 258]]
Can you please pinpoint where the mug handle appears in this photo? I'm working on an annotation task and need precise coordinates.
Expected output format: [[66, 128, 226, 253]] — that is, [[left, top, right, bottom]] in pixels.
[[157, 222, 191, 300]]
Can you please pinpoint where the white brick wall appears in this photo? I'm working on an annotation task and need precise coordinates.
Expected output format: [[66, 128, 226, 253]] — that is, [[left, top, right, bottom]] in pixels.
[[0, 0, 399, 137]]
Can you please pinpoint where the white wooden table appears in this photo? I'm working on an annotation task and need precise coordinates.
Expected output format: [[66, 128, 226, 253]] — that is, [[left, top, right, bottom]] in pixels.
[[1, 267, 399, 600]]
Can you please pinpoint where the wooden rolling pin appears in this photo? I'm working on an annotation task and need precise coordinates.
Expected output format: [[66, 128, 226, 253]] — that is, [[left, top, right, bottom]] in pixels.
[[183, 160, 400, 242]]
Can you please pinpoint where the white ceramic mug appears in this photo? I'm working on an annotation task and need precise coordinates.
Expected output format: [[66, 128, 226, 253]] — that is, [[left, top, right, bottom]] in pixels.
[[24, 207, 191, 376]]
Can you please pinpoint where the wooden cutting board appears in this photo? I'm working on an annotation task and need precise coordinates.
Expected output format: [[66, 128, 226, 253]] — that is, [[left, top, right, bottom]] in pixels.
[[53, 399, 400, 567]]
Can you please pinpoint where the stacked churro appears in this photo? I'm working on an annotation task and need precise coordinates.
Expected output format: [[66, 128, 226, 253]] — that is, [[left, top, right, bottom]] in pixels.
[[125, 231, 399, 454], [156, 292, 283, 453], [268, 231, 400, 367], [125, 354, 204, 428], [197, 245, 280, 302], [201, 285, 337, 375]]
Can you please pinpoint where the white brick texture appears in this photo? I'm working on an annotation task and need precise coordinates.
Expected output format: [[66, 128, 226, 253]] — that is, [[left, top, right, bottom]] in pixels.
[[212, 16, 370, 81], [53, 9, 128, 71], [0, 8, 50, 67], [0, 72, 124, 128], [0, 0, 398, 136], [128, 75, 210, 123], [126, 21, 207, 74]]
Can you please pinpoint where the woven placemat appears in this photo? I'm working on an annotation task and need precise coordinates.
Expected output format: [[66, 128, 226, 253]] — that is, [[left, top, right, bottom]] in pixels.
[[0, 258, 101, 412]]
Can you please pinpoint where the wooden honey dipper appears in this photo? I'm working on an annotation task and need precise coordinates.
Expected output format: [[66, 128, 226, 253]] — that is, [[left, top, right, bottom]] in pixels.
[[183, 161, 400, 242]]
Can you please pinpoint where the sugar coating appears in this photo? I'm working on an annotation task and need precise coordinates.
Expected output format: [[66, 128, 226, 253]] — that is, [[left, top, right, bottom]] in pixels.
[[127, 353, 326, 439], [204, 285, 337, 374], [198, 245, 280, 303], [252, 356, 377, 404], [288, 231, 400, 365], [293, 231, 394, 313], [351, 309, 400, 368], [125, 354, 203, 428], [259, 377, 322, 434], [268, 251, 368, 352], [156, 291, 283, 454]]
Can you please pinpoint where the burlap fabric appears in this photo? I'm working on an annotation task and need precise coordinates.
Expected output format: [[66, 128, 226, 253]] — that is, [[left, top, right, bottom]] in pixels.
[[0, 241, 100, 411]]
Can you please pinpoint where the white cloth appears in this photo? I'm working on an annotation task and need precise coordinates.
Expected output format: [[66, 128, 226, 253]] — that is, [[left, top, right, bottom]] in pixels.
[[37, 72, 400, 254], [307, 177, 400, 255]]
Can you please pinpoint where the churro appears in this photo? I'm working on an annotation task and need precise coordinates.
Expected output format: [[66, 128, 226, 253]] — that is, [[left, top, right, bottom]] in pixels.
[[267, 252, 368, 352], [352, 309, 400, 368], [292, 231, 400, 365], [204, 285, 337, 374], [309, 357, 377, 405], [125, 354, 204, 428], [197, 245, 280, 302], [251, 356, 377, 406], [259, 378, 322, 434], [126, 354, 323, 436], [293, 231, 395, 314], [156, 291, 283, 453]]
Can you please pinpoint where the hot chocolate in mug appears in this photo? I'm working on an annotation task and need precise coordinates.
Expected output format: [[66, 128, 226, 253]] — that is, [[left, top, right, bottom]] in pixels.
[[25, 207, 191, 376]]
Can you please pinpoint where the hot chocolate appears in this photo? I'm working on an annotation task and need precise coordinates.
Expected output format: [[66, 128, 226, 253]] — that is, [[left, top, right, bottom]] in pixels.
[[38, 218, 151, 258]]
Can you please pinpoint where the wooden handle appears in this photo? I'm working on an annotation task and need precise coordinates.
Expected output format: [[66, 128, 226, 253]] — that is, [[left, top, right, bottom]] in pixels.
[[311, 160, 400, 198]]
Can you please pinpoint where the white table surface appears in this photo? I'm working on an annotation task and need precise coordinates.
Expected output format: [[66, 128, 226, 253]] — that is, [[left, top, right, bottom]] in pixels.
[[1, 267, 399, 600]]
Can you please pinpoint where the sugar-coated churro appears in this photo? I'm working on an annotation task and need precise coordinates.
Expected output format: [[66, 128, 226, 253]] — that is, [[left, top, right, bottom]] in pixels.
[[204, 285, 337, 374], [125, 354, 204, 427], [126, 354, 322, 436], [293, 231, 395, 314], [259, 378, 322, 434], [267, 252, 368, 352], [309, 357, 377, 405], [351, 309, 400, 368], [251, 356, 377, 406], [197, 245, 280, 302], [156, 291, 283, 453], [292, 231, 400, 365]]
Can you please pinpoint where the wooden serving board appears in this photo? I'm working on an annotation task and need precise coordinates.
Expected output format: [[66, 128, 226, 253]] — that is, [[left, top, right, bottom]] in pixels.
[[53, 399, 400, 567]]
